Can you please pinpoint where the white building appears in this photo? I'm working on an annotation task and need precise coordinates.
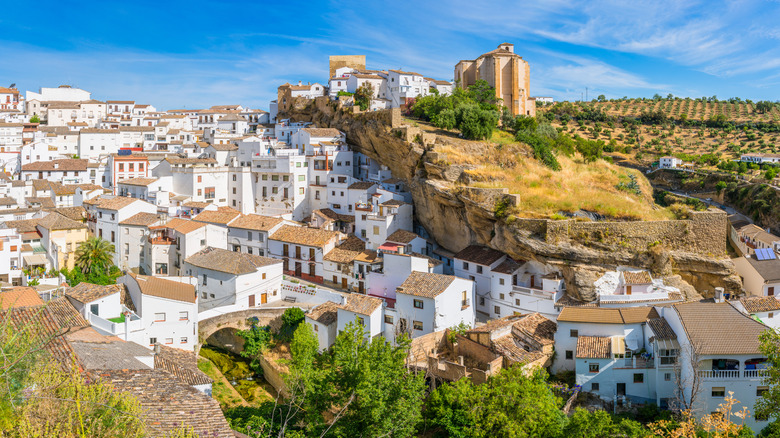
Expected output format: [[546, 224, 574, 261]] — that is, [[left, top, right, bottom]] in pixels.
[[268, 225, 341, 284], [87, 196, 157, 267], [119, 273, 199, 351], [659, 156, 683, 169], [226, 214, 285, 256], [184, 246, 283, 311], [741, 153, 780, 164], [387, 271, 475, 343]]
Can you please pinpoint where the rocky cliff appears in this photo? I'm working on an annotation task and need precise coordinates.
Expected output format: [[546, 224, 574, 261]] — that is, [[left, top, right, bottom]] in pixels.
[[278, 97, 742, 300]]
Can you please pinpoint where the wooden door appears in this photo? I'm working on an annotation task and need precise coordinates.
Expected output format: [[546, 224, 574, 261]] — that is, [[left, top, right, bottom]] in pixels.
[[626, 285, 632, 295], [341, 278, 348, 289], [261, 293, 267, 304], [295, 262, 302, 276], [283, 244, 289, 257], [769, 287, 775, 296], [295, 246, 301, 259], [249, 295, 255, 307], [530, 275, 535, 288], [359, 281, 364, 293]]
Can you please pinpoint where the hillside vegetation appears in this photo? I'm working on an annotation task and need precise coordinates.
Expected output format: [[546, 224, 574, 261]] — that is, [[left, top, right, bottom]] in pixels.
[[538, 97, 780, 168]]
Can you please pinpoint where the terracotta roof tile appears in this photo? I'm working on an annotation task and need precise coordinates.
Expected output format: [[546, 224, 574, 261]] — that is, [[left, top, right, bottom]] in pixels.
[[119, 212, 161, 227], [301, 127, 342, 137], [675, 301, 769, 355], [185, 246, 281, 275], [129, 273, 196, 303], [454, 245, 506, 266], [557, 306, 659, 324], [66, 283, 123, 305], [307, 301, 339, 325], [0, 287, 44, 309], [647, 317, 677, 340], [229, 214, 283, 231], [396, 271, 455, 299], [163, 218, 207, 234], [270, 225, 339, 247], [739, 296, 780, 313], [117, 177, 158, 187], [21, 159, 88, 172], [576, 336, 612, 359], [338, 293, 382, 315], [36, 212, 87, 231], [153, 345, 211, 385], [622, 271, 653, 284], [193, 206, 241, 225], [385, 229, 420, 244]]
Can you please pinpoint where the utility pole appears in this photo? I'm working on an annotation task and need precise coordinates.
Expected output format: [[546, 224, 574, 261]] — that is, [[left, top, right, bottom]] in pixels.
[[586, 87, 589, 102]]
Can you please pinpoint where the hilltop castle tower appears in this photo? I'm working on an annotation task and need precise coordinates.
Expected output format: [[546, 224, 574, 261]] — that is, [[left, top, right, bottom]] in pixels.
[[454, 43, 535, 117]]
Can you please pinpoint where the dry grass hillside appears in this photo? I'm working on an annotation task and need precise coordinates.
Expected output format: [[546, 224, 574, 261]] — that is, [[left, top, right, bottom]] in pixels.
[[419, 123, 672, 221]]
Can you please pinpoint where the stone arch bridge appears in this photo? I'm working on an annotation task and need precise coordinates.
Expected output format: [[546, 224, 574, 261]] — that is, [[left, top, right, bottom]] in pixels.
[[197, 305, 313, 354]]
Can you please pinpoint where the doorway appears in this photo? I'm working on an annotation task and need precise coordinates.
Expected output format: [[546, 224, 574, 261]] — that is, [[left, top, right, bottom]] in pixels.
[[617, 383, 626, 396], [261, 293, 267, 304], [249, 295, 255, 307]]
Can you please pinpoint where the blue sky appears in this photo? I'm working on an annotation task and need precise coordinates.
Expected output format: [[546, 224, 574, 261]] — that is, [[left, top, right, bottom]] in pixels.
[[2, 0, 780, 110]]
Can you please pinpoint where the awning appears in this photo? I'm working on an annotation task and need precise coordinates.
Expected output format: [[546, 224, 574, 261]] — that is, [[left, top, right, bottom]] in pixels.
[[657, 338, 680, 350], [23, 254, 48, 266], [378, 243, 402, 252], [611, 336, 626, 356]]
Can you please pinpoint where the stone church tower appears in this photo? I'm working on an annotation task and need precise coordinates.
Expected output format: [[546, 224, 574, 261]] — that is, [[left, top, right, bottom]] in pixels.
[[454, 43, 535, 117]]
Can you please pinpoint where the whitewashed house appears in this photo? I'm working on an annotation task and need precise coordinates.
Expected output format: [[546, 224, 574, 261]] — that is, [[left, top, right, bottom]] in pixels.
[[184, 246, 283, 311], [268, 225, 341, 284], [119, 273, 199, 351]]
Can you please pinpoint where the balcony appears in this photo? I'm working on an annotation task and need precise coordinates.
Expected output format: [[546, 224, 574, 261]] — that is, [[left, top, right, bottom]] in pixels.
[[148, 236, 175, 245], [697, 369, 767, 380], [511, 285, 554, 298]]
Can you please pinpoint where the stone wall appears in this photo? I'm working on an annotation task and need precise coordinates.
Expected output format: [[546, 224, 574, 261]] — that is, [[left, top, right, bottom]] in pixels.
[[258, 355, 289, 398]]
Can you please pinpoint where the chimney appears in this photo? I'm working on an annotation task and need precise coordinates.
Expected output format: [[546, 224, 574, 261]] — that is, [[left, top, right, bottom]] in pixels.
[[715, 287, 725, 303], [153, 342, 161, 354], [458, 355, 464, 366], [398, 246, 405, 255]]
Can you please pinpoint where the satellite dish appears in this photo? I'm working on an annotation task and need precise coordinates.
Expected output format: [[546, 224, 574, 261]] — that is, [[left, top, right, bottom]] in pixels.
[[8, 83, 15, 89]]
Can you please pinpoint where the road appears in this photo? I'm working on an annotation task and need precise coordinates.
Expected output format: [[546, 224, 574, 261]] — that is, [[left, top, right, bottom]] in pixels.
[[667, 190, 753, 225]]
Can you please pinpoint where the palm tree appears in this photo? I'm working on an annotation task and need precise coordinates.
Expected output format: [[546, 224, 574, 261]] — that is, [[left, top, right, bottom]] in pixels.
[[75, 237, 115, 275]]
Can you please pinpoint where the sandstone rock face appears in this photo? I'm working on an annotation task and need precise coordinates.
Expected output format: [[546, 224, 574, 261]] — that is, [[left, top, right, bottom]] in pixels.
[[279, 98, 742, 300]]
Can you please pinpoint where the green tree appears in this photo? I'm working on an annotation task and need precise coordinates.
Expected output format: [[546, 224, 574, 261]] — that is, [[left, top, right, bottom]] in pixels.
[[353, 82, 374, 111], [324, 321, 426, 437], [29, 114, 40, 124], [425, 367, 566, 438], [563, 408, 649, 438], [467, 79, 500, 110], [75, 237, 115, 275], [237, 325, 271, 373], [433, 108, 456, 130], [455, 103, 498, 140], [757, 329, 780, 422], [716, 181, 728, 192], [277, 307, 305, 342]]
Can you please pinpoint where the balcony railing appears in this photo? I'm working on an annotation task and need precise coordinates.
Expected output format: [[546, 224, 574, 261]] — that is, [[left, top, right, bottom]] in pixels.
[[512, 286, 554, 298], [696, 369, 766, 379]]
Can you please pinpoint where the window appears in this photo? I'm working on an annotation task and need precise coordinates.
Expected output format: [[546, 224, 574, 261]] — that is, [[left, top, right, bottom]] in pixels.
[[712, 387, 726, 397], [633, 373, 644, 383], [205, 187, 215, 199], [462, 261, 469, 270], [589, 363, 600, 373], [90, 304, 99, 315], [179, 311, 188, 321], [565, 350, 573, 360], [413, 320, 423, 331], [494, 306, 500, 315], [356, 316, 365, 325], [476, 265, 483, 274], [202, 274, 207, 285], [659, 349, 678, 365], [664, 373, 672, 381], [313, 324, 318, 332], [479, 297, 485, 306], [197, 175, 202, 183], [298, 175, 305, 181], [154, 313, 166, 322], [591, 383, 599, 391], [384, 315, 393, 324], [119, 163, 124, 171], [262, 174, 268, 180], [181, 337, 188, 344], [149, 337, 157, 345], [499, 278, 504, 285], [413, 299, 424, 309], [570, 329, 579, 338], [499, 293, 505, 300], [233, 175, 237, 181], [373, 226, 379, 235], [165, 338, 173, 345], [757, 386, 769, 397]]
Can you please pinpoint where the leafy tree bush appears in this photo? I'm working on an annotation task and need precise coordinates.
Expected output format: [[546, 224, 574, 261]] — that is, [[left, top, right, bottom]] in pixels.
[[425, 367, 566, 438], [353, 82, 374, 111]]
